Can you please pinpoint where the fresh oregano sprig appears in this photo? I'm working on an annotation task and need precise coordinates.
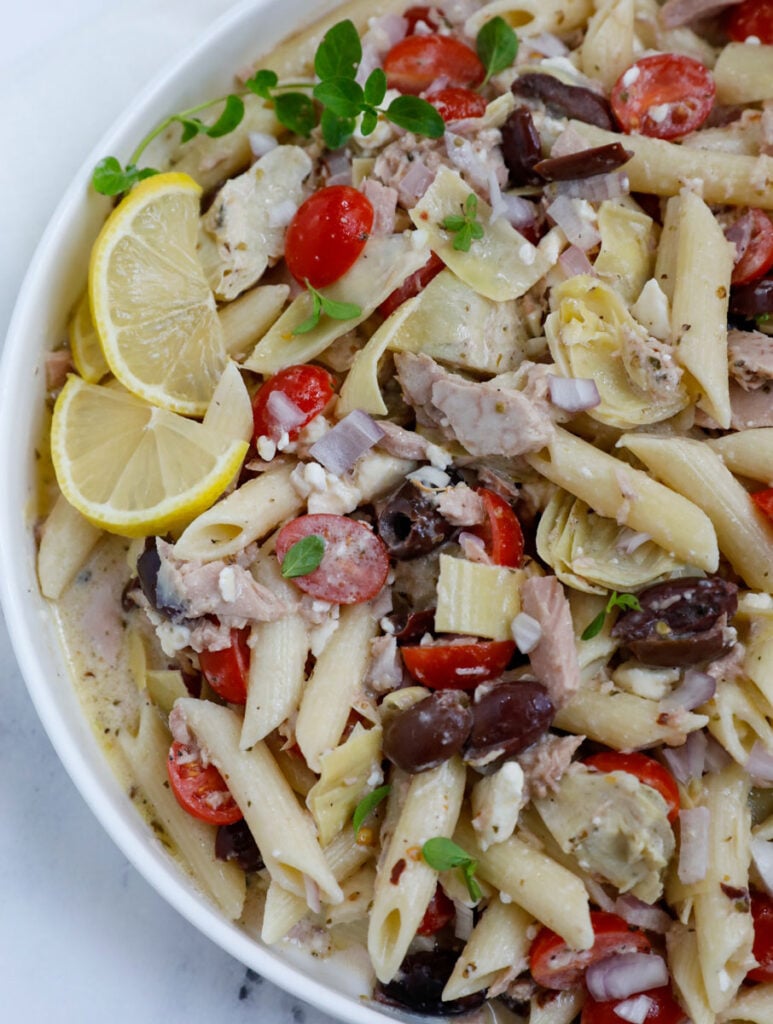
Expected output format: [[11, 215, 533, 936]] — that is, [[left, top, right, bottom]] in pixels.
[[352, 785, 391, 834], [422, 837, 482, 903], [581, 591, 642, 642], [292, 281, 362, 335], [442, 193, 485, 252], [280, 534, 325, 578], [476, 16, 519, 87]]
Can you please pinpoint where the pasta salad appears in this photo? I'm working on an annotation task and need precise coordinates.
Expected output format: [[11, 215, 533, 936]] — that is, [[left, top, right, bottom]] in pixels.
[[36, 0, 773, 1021]]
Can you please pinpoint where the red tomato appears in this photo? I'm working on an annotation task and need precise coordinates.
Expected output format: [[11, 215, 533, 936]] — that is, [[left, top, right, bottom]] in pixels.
[[275, 514, 390, 604], [426, 87, 488, 122], [383, 35, 485, 95], [401, 639, 516, 689], [729, 209, 773, 286], [198, 628, 250, 704], [530, 912, 651, 990], [417, 884, 455, 935], [167, 741, 243, 825], [726, 0, 773, 44], [378, 251, 445, 318], [583, 752, 680, 825], [285, 185, 373, 288], [581, 987, 687, 1024], [403, 5, 445, 33], [251, 364, 335, 444], [752, 488, 773, 522], [610, 54, 715, 140], [748, 891, 773, 982], [470, 488, 525, 568]]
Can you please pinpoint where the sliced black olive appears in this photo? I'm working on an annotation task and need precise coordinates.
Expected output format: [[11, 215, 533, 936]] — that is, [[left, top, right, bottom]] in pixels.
[[501, 106, 543, 186], [385, 606, 437, 644], [730, 276, 773, 319], [511, 73, 615, 130], [383, 692, 473, 774], [375, 950, 486, 1017], [533, 142, 633, 181], [136, 537, 185, 618], [464, 682, 554, 773], [215, 820, 264, 873], [376, 480, 455, 560]]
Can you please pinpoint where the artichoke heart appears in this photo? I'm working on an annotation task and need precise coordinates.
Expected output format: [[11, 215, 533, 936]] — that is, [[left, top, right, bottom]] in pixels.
[[545, 275, 689, 429], [536, 488, 684, 594]]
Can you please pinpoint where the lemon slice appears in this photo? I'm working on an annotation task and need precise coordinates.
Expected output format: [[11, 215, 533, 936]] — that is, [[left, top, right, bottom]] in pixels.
[[51, 375, 247, 537], [89, 172, 227, 416], [69, 292, 109, 383]]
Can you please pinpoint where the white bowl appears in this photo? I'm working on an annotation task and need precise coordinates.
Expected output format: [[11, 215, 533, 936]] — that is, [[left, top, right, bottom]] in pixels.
[[0, 2, 407, 1020]]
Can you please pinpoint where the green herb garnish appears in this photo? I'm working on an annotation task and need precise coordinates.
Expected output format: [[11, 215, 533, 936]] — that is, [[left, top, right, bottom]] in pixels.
[[476, 16, 519, 87], [352, 785, 391, 833], [421, 837, 482, 902], [280, 534, 325, 578], [292, 282, 362, 335], [442, 193, 485, 252], [581, 591, 642, 641]]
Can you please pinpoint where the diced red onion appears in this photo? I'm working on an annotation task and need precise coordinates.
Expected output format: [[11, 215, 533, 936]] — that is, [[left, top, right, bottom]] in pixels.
[[512, 612, 543, 654], [525, 32, 569, 58], [746, 742, 773, 785], [548, 375, 601, 412], [661, 729, 707, 784], [397, 159, 435, 206], [407, 465, 452, 490], [613, 995, 656, 1024], [459, 531, 492, 565], [558, 245, 595, 279], [249, 132, 279, 158], [265, 390, 307, 436], [614, 894, 672, 935], [662, 669, 716, 711], [445, 132, 490, 190], [678, 806, 710, 885], [551, 125, 592, 159], [660, 0, 745, 30], [547, 195, 601, 251], [703, 734, 732, 773], [586, 954, 669, 1002], [616, 529, 652, 555], [309, 410, 385, 476], [488, 167, 537, 229], [751, 837, 773, 897], [453, 898, 474, 941], [553, 171, 630, 203], [585, 878, 617, 912]]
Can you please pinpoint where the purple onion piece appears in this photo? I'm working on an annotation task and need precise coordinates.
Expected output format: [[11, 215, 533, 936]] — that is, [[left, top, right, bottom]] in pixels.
[[746, 741, 773, 785], [661, 729, 707, 784], [265, 389, 307, 436], [662, 669, 716, 711], [613, 894, 672, 934], [586, 953, 669, 1002], [751, 837, 773, 897], [309, 410, 385, 476]]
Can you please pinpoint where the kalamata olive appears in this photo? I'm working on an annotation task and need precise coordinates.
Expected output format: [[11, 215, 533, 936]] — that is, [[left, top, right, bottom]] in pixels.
[[215, 820, 264, 873], [385, 606, 437, 644], [501, 106, 543, 186], [376, 480, 455, 560], [383, 691, 472, 773], [464, 682, 554, 773], [375, 950, 485, 1017], [511, 73, 615, 130], [533, 142, 633, 181], [612, 576, 738, 667], [136, 537, 184, 618], [730, 276, 773, 318]]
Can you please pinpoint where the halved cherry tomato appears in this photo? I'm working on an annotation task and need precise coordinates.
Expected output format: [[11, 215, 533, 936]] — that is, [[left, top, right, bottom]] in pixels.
[[401, 639, 516, 689], [198, 628, 250, 704], [726, 0, 773, 44], [530, 912, 651, 991], [581, 987, 687, 1024], [752, 488, 773, 522], [426, 87, 487, 122], [383, 35, 485, 95], [378, 251, 445, 318], [748, 891, 773, 982], [275, 514, 390, 604], [417, 884, 455, 935], [583, 752, 680, 824], [470, 488, 525, 568], [251, 364, 335, 444], [167, 741, 243, 825], [285, 185, 373, 288], [610, 54, 715, 140], [403, 5, 444, 34], [729, 209, 773, 286]]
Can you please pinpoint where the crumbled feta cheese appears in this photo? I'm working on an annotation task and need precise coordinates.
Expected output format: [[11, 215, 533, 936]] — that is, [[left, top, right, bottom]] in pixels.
[[622, 65, 640, 88], [647, 103, 670, 125], [256, 435, 277, 461], [471, 762, 525, 851], [218, 566, 237, 603]]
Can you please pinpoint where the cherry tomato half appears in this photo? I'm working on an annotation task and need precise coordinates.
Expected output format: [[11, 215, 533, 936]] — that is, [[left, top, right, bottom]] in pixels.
[[470, 488, 525, 568], [167, 741, 243, 826], [748, 891, 773, 982], [275, 514, 390, 604], [583, 752, 680, 825], [417, 884, 456, 935], [610, 54, 715, 140], [426, 87, 488, 122], [726, 0, 773, 44], [251, 364, 335, 444], [378, 251, 445, 318], [285, 185, 373, 288], [581, 987, 687, 1024], [198, 628, 250, 704], [384, 35, 485, 95], [752, 488, 773, 522], [401, 639, 516, 689], [530, 912, 651, 991], [403, 5, 445, 34], [729, 209, 773, 286]]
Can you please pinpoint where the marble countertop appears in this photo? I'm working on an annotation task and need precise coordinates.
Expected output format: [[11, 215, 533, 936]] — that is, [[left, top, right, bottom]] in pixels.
[[0, 3, 337, 1020]]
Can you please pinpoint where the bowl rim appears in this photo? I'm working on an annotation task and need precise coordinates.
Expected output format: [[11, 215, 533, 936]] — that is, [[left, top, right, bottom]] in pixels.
[[0, 2, 402, 1020]]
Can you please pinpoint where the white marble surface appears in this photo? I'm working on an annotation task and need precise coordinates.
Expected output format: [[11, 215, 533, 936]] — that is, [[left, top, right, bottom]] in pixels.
[[0, 4, 338, 1021]]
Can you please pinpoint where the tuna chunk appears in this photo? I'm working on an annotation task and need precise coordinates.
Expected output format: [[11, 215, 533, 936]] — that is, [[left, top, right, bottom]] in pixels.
[[517, 732, 583, 799], [521, 576, 581, 710], [435, 482, 485, 526], [728, 328, 773, 390], [360, 178, 398, 236]]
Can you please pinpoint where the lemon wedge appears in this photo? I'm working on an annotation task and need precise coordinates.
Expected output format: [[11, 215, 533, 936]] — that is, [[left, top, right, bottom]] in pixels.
[[69, 292, 109, 383], [51, 375, 247, 537], [89, 172, 227, 416]]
